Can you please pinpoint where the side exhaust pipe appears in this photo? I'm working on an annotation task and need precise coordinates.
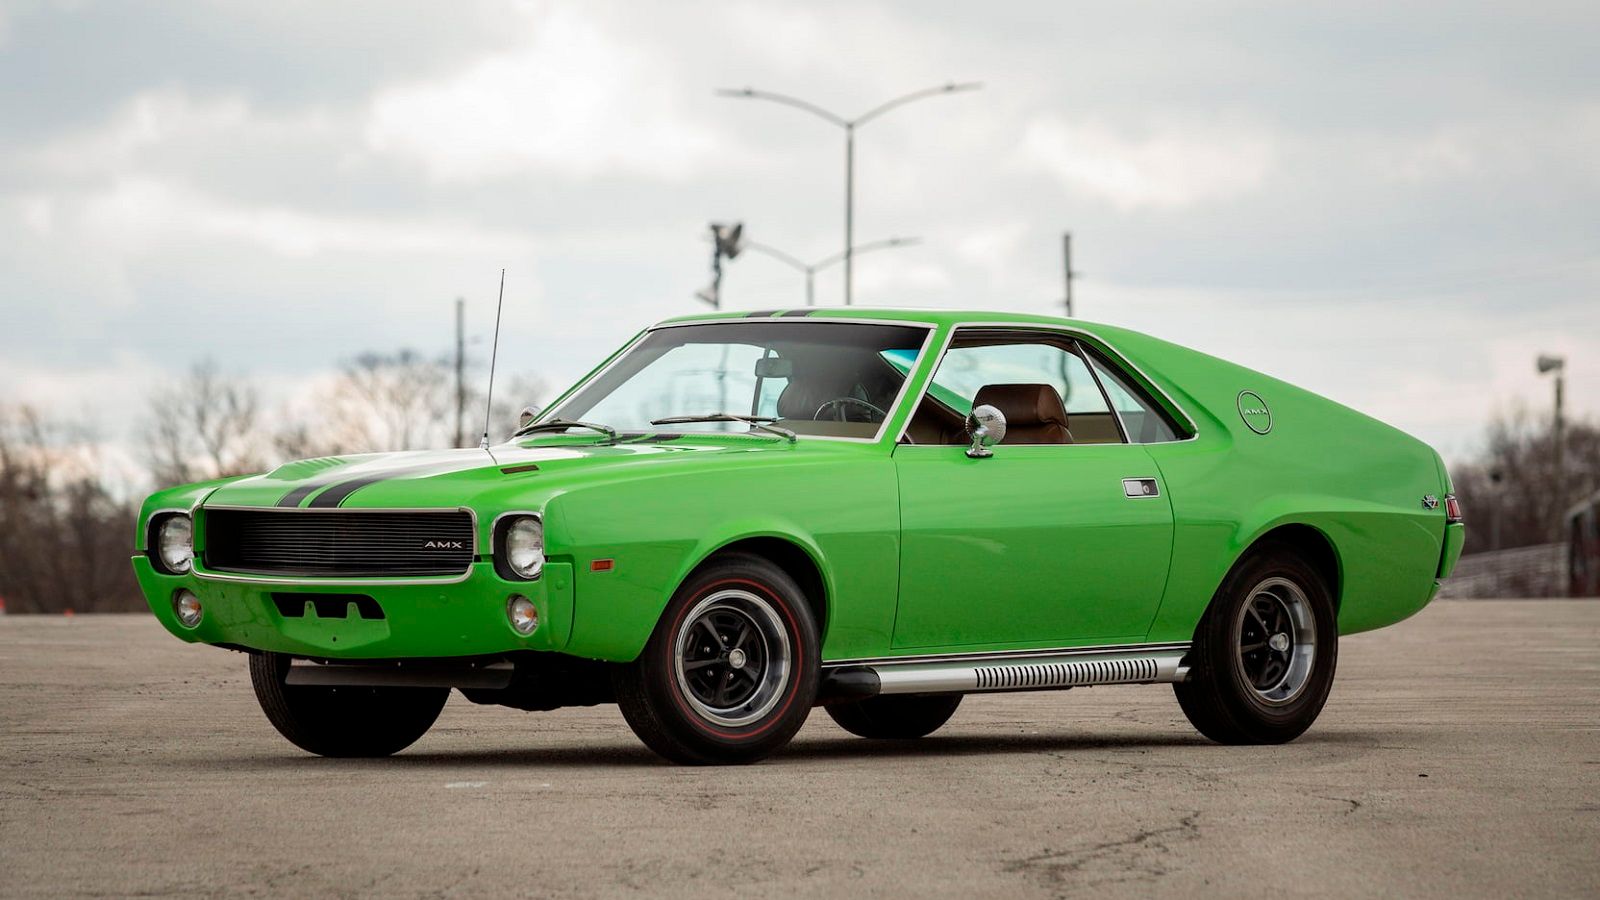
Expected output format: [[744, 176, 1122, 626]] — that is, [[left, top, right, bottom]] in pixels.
[[818, 643, 1189, 702]]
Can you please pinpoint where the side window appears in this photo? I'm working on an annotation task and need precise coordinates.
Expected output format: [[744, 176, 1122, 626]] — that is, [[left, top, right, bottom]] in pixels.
[[1085, 349, 1183, 443], [919, 335, 1123, 445]]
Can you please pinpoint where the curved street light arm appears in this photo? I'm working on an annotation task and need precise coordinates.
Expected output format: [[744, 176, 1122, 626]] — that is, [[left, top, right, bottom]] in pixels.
[[742, 241, 813, 274], [714, 87, 849, 128], [852, 81, 984, 127], [812, 236, 922, 272]]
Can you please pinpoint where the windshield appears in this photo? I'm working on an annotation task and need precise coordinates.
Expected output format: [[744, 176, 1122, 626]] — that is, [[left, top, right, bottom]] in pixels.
[[543, 321, 932, 439]]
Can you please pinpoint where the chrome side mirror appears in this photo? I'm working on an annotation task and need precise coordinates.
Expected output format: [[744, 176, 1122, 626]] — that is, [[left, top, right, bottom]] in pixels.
[[965, 404, 1007, 458], [518, 406, 541, 430]]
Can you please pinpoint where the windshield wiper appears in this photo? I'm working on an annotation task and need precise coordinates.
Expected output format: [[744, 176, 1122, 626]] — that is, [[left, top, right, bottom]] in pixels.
[[513, 418, 619, 442], [651, 413, 797, 443]]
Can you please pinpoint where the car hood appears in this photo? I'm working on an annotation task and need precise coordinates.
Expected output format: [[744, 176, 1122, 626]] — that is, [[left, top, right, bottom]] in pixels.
[[199, 438, 795, 510]]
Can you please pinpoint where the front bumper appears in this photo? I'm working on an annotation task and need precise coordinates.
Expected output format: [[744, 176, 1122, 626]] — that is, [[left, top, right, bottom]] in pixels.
[[132, 557, 575, 659]]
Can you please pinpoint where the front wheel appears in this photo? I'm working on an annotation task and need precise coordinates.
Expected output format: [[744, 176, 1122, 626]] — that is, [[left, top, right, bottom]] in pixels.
[[248, 652, 449, 757], [1174, 545, 1338, 744], [614, 553, 820, 765]]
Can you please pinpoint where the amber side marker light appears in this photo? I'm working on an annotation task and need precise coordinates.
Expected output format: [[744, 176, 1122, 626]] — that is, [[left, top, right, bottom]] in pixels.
[[591, 559, 615, 572]]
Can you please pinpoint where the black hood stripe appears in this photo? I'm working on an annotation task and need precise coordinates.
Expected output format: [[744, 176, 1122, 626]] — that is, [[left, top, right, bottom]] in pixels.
[[305, 460, 480, 508], [276, 484, 324, 508], [306, 475, 397, 508]]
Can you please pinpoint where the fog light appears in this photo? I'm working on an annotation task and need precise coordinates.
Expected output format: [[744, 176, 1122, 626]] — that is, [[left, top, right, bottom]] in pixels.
[[507, 595, 538, 635], [173, 590, 202, 628]]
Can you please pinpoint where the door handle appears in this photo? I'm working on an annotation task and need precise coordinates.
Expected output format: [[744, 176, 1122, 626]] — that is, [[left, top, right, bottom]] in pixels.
[[1122, 478, 1160, 498]]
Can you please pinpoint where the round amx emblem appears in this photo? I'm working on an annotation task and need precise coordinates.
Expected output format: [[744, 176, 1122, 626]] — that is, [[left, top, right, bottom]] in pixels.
[[1237, 391, 1272, 434]]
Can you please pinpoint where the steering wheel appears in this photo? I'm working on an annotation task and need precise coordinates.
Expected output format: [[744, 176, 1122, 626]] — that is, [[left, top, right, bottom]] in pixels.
[[814, 396, 887, 423]]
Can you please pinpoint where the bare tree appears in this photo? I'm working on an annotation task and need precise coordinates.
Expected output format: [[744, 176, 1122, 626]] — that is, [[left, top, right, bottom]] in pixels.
[[1451, 409, 1599, 553], [143, 360, 266, 487], [281, 351, 547, 456], [0, 406, 141, 613]]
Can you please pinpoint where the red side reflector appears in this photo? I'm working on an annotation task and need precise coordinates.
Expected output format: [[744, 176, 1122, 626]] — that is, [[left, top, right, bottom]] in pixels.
[[1444, 494, 1463, 523], [591, 559, 614, 572]]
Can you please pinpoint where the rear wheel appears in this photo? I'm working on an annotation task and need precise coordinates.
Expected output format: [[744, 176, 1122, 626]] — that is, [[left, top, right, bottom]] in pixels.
[[1174, 544, 1338, 744], [826, 694, 962, 739], [248, 652, 449, 757], [614, 553, 819, 765]]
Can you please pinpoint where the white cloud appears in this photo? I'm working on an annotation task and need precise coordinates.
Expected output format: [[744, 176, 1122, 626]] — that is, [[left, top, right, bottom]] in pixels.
[[1018, 116, 1279, 212], [55, 177, 530, 259], [24, 89, 257, 178], [364, 6, 719, 182]]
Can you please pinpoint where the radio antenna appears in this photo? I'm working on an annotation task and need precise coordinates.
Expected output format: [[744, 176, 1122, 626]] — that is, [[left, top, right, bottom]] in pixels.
[[478, 268, 505, 450]]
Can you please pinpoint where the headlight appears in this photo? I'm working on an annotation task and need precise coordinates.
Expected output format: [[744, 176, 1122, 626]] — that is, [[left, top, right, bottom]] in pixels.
[[154, 514, 194, 575], [500, 515, 544, 579]]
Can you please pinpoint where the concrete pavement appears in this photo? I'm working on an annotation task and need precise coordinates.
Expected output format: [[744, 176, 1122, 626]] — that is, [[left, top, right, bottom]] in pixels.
[[2, 601, 1596, 898]]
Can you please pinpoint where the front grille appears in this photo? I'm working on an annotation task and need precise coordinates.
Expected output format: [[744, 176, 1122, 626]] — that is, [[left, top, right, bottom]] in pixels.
[[203, 509, 475, 578]]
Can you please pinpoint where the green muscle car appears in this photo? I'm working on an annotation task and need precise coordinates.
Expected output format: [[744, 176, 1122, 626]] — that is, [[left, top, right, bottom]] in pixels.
[[133, 308, 1465, 764]]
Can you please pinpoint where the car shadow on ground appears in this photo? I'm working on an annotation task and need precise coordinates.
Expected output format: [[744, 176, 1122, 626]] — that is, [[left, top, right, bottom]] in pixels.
[[186, 729, 1374, 771]]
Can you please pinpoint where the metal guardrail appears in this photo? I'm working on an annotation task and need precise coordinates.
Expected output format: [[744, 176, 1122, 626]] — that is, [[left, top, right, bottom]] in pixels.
[[1438, 543, 1566, 599]]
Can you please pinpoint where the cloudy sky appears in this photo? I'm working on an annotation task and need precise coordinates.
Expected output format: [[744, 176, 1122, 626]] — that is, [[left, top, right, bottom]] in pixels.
[[3, 0, 1596, 471]]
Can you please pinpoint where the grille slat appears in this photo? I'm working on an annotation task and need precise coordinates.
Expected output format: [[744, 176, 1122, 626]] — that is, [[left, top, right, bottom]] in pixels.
[[204, 509, 474, 578]]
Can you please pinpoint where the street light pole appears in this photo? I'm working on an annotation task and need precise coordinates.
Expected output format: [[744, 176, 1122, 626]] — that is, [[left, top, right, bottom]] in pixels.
[[845, 127, 854, 305], [1062, 232, 1076, 318], [1538, 354, 1566, 479], [718, 82, 981, 305], [744, 237, 921, 307]]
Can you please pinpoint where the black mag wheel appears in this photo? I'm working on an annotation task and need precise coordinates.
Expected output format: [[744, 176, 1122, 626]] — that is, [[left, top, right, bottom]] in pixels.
[[1234, 577, 1318, 705], [614, 552, 819, 765], [674, 592, 790, 728], [826, 693, 963, 740], [1174, 544, 1338, 744], [248, 652, 449, 758]]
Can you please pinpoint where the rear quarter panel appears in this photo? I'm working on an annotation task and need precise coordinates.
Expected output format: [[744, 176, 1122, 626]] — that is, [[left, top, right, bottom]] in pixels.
[[1094, 326, 1448, 640]]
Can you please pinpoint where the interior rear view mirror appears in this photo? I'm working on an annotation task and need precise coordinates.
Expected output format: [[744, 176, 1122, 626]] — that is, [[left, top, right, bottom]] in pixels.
[[754, 357, 793, 378]]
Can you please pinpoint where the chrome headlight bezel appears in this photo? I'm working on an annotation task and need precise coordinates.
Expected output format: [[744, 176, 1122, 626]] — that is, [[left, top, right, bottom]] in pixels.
[[495, 513, 544, 580], [150, 513, 194, 575]]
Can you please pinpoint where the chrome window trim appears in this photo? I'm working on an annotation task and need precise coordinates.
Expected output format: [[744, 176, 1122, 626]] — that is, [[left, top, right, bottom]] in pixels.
[[1076, 341, 1133, 443], [892, 321, 1201, 447], [822, 640, 1193, 669], [532, 317, 940, 446], [192, 505, 481, 586]]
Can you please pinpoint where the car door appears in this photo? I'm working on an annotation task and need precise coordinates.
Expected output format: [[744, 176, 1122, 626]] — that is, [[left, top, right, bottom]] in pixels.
[[891, 329, 1174, 649]]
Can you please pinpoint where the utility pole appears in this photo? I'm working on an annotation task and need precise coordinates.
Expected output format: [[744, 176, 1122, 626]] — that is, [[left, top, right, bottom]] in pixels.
[[453, 298, 466, 448], [1062, 232, 1077, 318]]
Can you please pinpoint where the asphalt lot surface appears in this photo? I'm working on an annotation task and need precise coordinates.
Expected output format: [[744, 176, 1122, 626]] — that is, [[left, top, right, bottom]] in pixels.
[[2, 601, 1597, 899]]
